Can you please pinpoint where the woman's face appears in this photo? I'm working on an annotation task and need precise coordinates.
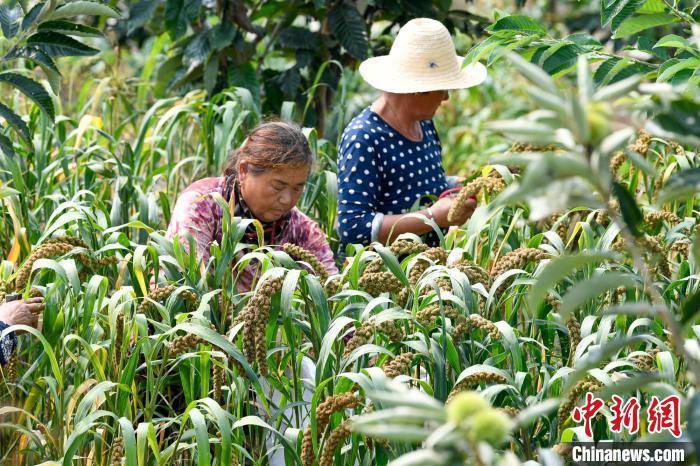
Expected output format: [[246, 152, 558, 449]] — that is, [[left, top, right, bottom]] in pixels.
[[238, 161, 310, 222], [404, 90, 450, 120]]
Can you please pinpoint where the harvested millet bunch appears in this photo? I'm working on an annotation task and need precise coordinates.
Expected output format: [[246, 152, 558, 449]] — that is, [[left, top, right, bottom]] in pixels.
[[447, 372, 507, 403], [212, 358, 225, 401], [644, 210, 681, 229], [490, 248, 549, 280], [567, 314, 581, 365], [138, 285, 200, 316], [447, 176, 505, 223], [243, 276, 285, 376], [630, 348, 660, 372], [557, 379, 601, 427], [113, 313, 124, 375], [318, 419, 352, 466], [302, 392, 364, 466], [15, 242, 74, 290], [376, 320, 404, 343], [111, 436, 124, 466], [407, 247, 448, 285], [593, 200, 619, 225], [363, 239, 430, 275], [6, 353, 17, 382], [669, 240, 690, 257], [324, 277, 342, 295], [610, 150, 626, 178], [628, 129, 651, 156], [451, 262, 491, 287], [283, 243, 328, 282], [343, 321, 375, 358], [358, 272, 403, 295], [168, 333, 207, 356], [382, 352, 416, 378]]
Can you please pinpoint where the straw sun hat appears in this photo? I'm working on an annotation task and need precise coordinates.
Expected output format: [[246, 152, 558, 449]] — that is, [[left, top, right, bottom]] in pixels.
[[359, 18, 487, 94]]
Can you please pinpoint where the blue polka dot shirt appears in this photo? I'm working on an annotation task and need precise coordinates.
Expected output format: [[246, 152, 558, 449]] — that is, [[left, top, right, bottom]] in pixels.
[[337, 106, 449, 248]]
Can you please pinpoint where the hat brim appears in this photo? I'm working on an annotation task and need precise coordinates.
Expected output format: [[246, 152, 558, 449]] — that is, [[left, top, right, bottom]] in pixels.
[[359, 56, 487, 94]]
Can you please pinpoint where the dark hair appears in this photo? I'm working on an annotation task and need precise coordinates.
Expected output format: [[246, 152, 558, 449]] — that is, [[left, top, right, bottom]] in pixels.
[[222, 121, 314, 178]]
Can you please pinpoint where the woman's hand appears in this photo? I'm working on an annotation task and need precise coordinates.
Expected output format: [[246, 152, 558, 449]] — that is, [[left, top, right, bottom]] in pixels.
[[431, 196, 476, 227], [0, 297, 43, 330]]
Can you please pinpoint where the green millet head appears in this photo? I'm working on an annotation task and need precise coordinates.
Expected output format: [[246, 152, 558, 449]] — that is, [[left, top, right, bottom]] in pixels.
[[468, 408, 512, 447], [446, 391, 490, 425]]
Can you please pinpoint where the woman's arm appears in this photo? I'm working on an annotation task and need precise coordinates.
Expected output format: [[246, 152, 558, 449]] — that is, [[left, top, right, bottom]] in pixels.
[[377, 196, 476, 244]]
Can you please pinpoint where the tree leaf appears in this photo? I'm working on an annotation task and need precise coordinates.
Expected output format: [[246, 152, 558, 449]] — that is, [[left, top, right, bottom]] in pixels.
[[4, 45, 61, 74], [327, 2, 369, 60], [0, 102, 31, 143], [541, 43, 580, 75], [27, 31, 100, 57], [0, 72, 55, 120], [613, 13, 678, 38], [657, 58, 700, 83], [48, 1, 121, 20], [127, 0, 160, 35], [488, 15, 546, 35], [165, 0, 201, 39], [0, 5, 21, 38], [654, 34, 690, 50], [38, 20, 104, 38], [21, 2, 45, 31], [612, 181, 643, 237]]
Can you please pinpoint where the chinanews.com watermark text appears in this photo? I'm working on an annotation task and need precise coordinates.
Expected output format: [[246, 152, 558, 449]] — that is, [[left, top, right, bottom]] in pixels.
[[570, 442, 691, 466]]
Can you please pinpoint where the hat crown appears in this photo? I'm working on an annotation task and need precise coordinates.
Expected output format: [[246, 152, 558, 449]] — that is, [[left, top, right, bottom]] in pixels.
[[389, 18, 460, 76]]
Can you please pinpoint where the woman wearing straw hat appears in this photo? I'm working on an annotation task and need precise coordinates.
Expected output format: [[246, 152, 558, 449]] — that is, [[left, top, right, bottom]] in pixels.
[[337, 18, 487, 252]]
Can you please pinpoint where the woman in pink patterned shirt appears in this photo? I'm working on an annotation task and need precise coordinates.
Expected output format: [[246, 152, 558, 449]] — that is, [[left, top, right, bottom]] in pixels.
[[165, 121, 338, 292]]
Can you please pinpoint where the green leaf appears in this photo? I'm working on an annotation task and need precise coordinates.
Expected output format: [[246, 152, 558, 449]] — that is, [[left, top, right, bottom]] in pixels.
[[38, 20, 104, 38], [613, 13, 678, 38], [127, 0, 159, 35], [327, 2, 369, 60], [21, 2, 45, 31], [658, 168, 700, 203], [637, 0, 666, 13], [527, 252, 618, 313], [488, 15, 546, 35], [0, 102, 31, 143], [0, 5, 21, 38], [27, 31, 100, 57], [612, 181, 643, 236], [541, 43, 580, 75], [279, 27, 319, 51], [560, 272, 639, 319], [654, 34, 690, 50], [48, 1, 121, 20], [680, 290, 700, 326], [601, 0, 646, 30], [0, 134, 15, 158], [4, 45, 61, 74], [657, 58, 700, 82], [165, 0, 201, 39], [0, 72, 55, 120]]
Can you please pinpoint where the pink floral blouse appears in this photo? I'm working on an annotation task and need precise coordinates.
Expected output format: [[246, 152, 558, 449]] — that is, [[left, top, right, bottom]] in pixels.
[[165, 177, 338, 292]]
